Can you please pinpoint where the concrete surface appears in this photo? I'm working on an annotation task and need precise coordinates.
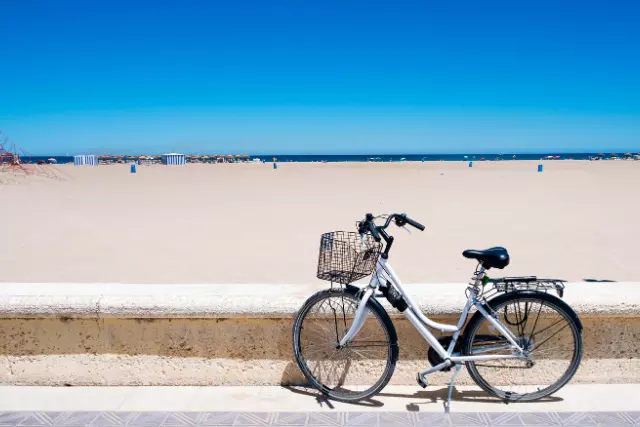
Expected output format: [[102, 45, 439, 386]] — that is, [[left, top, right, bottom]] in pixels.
[[1, 282, 639, 318], [1, 282, 639, 386], [0, 384, 638, 413], [2, 386, 640, 426]]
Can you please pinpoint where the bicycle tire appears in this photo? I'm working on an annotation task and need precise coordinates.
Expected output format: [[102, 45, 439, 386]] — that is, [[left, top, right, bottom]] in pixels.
[[292, 285, 398, 402], [462, 291, 583, 401]]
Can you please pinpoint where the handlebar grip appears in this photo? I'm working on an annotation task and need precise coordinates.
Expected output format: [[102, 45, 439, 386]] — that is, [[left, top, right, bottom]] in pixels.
[[358, 218, 382, 242], [404, 216, 425, 231]]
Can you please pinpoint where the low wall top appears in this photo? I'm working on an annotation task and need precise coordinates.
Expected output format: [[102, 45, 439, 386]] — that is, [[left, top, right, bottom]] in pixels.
[[0, 282, 637, 319]]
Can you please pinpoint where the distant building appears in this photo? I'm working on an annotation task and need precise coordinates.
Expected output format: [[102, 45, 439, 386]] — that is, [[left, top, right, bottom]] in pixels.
[[162, 153, 186, 165], [73, 155, 98, 166]]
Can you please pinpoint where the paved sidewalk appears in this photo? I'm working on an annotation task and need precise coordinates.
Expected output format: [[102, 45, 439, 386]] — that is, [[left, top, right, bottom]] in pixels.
[[0, 411, 638, 426], [0, 385, 637, 426]]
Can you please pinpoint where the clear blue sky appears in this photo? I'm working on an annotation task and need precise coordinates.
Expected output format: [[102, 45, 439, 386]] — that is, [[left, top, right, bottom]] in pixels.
[[2, 0, 639, 155]]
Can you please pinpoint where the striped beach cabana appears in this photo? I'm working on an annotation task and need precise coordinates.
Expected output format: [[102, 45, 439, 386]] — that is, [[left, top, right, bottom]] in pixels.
[[162, 153, 187, 165], [73, 155, 98, 166]]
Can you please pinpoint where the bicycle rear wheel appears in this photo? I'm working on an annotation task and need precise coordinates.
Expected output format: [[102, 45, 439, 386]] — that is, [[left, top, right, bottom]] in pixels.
[[292, 287, 398, 402], [462, 291, 583, 401]]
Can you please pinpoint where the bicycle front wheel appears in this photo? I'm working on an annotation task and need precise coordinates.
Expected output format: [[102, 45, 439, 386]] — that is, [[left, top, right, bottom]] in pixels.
[[292, 287, 398, 402], [462, 291, 583, 401]]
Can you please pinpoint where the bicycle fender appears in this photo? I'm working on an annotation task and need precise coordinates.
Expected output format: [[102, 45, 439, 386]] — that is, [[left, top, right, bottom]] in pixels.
[[466, 290, 583, 332], [344, 285, 400, 357]]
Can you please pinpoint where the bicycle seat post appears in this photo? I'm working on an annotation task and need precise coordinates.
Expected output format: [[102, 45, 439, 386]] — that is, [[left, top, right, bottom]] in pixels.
[[470, 264, 487, 289]]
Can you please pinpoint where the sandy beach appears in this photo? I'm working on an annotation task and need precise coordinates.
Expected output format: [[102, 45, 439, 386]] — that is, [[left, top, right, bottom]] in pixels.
[[1, 160, 638, 284]]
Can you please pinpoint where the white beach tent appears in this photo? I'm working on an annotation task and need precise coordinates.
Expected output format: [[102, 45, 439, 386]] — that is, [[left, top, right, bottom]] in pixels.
[[73, 155, 98, 166], [162, 153, 187, 165]]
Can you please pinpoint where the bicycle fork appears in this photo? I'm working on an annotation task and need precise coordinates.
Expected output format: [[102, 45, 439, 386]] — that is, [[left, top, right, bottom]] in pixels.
[[338, 287, 374, 347]]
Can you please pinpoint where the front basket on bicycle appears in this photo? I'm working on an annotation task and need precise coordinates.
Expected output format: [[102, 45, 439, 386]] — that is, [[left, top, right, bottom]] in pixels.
[[316, 231, 382, 284]]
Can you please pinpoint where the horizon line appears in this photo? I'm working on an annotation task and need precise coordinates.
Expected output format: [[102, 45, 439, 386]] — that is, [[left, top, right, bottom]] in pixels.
[[19, 150, 639, 157]]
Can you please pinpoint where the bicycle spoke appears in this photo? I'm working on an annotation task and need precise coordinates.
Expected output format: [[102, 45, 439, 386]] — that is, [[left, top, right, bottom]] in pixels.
[[528, 301, 545, 344], [348, 347, 377, 360], [529, 317, 565, 340], [532, 323, 570, 353], [349, 340, 389, 347]]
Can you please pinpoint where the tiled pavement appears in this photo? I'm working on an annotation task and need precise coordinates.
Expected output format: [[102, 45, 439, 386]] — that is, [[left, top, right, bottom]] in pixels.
[[0, 412, 639, 426]]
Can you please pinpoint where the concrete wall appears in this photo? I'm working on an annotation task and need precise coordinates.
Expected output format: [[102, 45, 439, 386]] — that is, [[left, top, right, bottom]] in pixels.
[[1, 283, 639, 386]]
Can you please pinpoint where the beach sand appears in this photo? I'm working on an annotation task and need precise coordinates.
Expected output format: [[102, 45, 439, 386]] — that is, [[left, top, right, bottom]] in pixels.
[[1, 160, 638, 284]]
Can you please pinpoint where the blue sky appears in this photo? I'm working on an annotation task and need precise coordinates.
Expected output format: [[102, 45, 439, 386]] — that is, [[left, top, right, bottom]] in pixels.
[[1, 0, 639, 155]]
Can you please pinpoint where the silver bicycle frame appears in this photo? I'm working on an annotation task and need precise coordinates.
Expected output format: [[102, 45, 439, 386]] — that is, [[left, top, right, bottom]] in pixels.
[[339, 257, 525, 364]]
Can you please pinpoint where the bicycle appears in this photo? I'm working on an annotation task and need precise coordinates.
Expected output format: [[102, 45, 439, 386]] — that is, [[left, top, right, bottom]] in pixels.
[[292, 213, 583, 411]]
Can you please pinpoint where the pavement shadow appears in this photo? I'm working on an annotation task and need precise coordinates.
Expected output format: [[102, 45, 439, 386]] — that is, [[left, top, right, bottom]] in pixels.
[[282, 385, 563, 412], [583, 278, 617, 282], [377, 387, 563, 411], [282, 386, 384, 409]]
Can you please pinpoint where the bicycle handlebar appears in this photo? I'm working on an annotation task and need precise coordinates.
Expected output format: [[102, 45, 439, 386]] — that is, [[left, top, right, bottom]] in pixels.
[[358, 212, 425, 242]]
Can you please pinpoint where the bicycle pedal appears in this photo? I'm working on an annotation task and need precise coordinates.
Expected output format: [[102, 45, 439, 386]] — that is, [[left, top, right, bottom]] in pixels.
[[416, 373, 428, 389]]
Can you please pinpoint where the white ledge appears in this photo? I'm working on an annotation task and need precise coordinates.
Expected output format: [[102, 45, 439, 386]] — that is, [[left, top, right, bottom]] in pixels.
[[0, 282, 637, 319]]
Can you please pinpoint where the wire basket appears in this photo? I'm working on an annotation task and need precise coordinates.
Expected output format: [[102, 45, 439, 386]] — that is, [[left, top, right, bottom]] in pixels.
[[316, 231, 382, 284]]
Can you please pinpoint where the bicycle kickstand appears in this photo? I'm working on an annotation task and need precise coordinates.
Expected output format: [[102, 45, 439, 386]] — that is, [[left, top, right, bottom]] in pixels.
[[444, 364, 462, 414]]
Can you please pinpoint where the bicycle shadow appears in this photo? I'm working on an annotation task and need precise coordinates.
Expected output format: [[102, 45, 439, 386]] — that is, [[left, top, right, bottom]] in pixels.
[[281, 386, 384, 409], [378, 387, 563, 411], [282, 385, 563, 411]]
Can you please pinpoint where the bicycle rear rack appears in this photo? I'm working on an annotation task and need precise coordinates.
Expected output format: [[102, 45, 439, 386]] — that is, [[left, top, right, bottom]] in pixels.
[[488, 276, 566, 298]]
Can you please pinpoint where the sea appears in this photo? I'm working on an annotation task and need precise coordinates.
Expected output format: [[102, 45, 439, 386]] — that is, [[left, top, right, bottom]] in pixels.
[[17, 153, 612, 164]]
